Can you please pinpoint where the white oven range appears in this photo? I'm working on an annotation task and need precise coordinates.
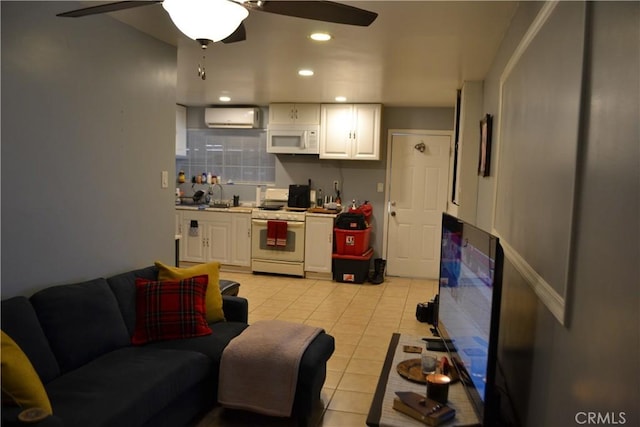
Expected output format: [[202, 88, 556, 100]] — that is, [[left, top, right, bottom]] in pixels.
[[251, 189, 307, 277]]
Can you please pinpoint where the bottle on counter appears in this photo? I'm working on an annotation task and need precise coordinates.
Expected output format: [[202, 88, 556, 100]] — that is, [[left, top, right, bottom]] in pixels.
[[207, 172, 212, 185], [202, 172, 207, 184], [178, 170, 186, 183]]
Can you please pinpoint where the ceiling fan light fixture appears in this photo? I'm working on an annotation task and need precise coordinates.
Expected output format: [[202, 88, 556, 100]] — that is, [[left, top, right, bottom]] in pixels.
[[163, 0, 249, 42]]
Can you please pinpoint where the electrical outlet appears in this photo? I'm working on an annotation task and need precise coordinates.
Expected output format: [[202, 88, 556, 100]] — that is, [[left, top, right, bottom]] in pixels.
[[333, 180, 339, 191]]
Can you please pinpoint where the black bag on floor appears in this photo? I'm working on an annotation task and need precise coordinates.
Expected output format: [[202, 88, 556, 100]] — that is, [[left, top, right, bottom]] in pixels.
[[335, 213, 367, 230]]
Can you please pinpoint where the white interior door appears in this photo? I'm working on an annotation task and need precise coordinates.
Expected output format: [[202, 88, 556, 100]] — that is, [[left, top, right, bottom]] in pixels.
[[385, 131, 452, 278]]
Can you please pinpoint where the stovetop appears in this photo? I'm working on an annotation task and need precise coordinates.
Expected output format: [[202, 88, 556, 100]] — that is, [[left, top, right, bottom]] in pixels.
[[251, 188, 312, 221]]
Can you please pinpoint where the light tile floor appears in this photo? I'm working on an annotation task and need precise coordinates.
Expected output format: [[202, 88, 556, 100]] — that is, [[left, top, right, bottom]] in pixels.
[[196, 272, 438, 427]]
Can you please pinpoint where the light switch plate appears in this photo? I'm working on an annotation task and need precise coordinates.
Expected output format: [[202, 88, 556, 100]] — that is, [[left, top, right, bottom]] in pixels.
[[161, 171, 169, 188], [377, 182, 384, 193]]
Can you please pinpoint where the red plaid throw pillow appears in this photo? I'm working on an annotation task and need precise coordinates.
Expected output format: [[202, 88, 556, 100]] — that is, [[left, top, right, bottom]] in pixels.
[[132, 275, 212, 345]]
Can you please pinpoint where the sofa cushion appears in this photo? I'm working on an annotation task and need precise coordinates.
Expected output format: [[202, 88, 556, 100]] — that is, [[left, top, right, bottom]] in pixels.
[[45, 347, 210, 427], [107, 266, 158, 336], [30, 278, 130, 374], [0, 297, 60, 383], [145, 321, 248, 400], [1, 331, 53, 414], [132, 276, 212, 345], [155, 261, 225, 323], [146, 321, 248, 363]]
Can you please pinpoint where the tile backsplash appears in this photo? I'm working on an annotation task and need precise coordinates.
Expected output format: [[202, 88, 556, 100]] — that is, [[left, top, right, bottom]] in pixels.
[[176, 128, 275, 185]]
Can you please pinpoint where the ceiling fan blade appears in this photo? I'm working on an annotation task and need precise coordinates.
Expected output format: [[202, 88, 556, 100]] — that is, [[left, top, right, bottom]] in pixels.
[[222, 22, 247, 44], [254, 1, 378, 26], [57, 1, 161, 18]]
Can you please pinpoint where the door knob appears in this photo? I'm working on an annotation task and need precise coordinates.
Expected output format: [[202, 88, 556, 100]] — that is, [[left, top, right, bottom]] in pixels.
[[390, 211, 396, 217]]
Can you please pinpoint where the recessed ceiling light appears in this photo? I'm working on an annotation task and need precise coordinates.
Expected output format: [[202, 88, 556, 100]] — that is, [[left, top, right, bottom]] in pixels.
[[335, 96, 347, 102], [219, 96, 231, 102], [310, 32, 331, 41], [298, 69, 314, 77]]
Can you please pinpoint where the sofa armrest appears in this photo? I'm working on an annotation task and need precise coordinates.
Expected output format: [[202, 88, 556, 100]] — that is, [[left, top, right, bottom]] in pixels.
[[1, 406, 64, 427], [222, 295, 248, 323]]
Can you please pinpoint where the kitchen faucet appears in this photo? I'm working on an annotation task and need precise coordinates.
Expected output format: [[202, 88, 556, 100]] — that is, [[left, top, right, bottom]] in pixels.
[[208, 183, 225, 207]]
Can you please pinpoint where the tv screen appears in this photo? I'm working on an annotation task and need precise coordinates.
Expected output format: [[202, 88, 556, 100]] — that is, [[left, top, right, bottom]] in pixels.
[[436, 213, 504, 425]]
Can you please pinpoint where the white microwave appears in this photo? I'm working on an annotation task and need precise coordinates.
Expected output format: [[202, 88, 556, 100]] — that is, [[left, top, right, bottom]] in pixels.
[[266, 125, 320, 154]]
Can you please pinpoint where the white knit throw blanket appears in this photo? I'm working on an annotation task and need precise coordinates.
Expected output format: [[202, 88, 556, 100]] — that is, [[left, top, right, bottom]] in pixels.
[[217, 320, 323, 417]]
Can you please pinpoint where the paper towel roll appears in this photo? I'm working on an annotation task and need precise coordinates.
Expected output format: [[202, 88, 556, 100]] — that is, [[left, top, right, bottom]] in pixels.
[[255, 187, 261, 207]]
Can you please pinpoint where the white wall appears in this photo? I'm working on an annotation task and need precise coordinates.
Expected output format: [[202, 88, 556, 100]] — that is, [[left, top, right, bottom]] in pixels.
[[479, 2, 639, 426], [1, 2, 177, 297]]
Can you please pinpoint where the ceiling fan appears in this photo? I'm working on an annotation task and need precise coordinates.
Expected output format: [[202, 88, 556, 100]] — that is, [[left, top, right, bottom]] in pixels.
[[57, 0, 378, 45]]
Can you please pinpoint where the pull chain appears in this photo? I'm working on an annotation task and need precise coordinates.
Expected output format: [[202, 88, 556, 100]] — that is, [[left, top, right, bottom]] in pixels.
[[196, 39, 212, 81], [198, 54, 206, 80]]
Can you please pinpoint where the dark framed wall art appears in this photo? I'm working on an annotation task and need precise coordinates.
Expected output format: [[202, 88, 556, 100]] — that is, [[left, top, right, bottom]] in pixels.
[[478, 114, 492, 177]]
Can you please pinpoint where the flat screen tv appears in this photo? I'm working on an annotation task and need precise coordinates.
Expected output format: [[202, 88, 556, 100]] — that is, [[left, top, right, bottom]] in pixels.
[[436, 213, 504, 426]]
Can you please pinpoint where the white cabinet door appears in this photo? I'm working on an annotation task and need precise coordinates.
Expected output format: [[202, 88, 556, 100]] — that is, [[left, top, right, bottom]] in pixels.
[[294, 104, 321, 125], [304, 216, 334, 274], [175, 211, 182, 237], [231, 213, 252, 267], [352, 104, 381, 160], [181, 216, 206, 262], [320, 104, 381, 160], [176, 104, 187, 157], [269, 104, 296, 124], [269, 103, 320, 125], [203, 213, 232, 264], [320, 104, 352, 159]]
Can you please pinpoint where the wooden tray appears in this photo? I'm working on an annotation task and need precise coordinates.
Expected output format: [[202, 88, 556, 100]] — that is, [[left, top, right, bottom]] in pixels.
[[397, 358, 461, 384], [396, 358, 427, 384]]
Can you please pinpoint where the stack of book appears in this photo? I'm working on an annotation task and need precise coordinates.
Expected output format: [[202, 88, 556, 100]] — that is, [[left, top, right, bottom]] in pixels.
[[393, 391, 456, 426]]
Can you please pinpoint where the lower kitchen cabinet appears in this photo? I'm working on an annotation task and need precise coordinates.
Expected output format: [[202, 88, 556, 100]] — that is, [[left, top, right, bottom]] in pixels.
[[178, 210, 251, 268], [304, 215, 335, 276]]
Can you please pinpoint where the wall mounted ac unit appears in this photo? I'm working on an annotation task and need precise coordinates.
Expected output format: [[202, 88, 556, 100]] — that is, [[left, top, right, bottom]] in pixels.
[[204, 107, 260, 129]]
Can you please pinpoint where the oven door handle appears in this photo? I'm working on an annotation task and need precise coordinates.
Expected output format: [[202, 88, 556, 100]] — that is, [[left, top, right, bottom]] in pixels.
[[252, 219, 305, 228]]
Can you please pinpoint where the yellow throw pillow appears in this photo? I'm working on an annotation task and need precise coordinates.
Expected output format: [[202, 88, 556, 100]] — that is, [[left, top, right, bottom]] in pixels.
[[1, 330, 53, 415], [155, 261, 225, 323]]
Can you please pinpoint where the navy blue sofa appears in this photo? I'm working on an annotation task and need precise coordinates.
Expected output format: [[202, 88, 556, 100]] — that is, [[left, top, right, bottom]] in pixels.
[[1, 266, 335, 427]]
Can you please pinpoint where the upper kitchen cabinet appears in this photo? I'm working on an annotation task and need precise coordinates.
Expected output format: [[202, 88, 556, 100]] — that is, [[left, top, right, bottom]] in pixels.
[[175, 104, 187, 157], [319, 104, 381, 160], [269, 103, 321, 126]]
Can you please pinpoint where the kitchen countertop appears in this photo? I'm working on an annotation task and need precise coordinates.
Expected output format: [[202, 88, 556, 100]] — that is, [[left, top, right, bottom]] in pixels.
[[175, 205, 253, 213], [175, 205, 342, 217], [306, 211, 339, 218]]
